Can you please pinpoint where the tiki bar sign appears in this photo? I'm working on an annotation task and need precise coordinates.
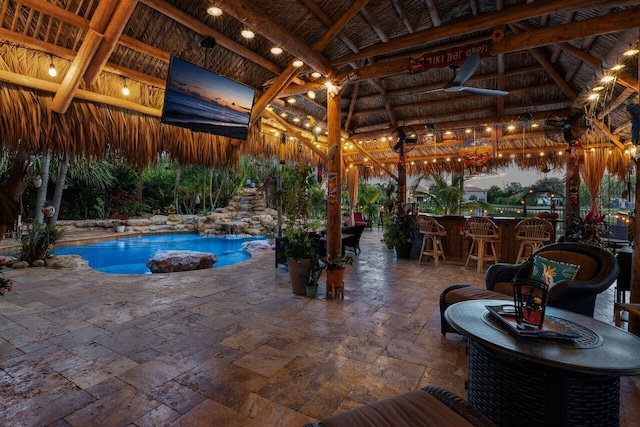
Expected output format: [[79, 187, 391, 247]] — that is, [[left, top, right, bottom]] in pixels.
[[408, 41, 493, 73]]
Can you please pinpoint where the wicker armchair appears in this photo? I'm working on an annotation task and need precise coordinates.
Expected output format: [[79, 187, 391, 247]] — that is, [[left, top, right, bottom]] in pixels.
[[486, 242, 619, 316], [303, 385, 496, 427], [440, 242, 619, 334]]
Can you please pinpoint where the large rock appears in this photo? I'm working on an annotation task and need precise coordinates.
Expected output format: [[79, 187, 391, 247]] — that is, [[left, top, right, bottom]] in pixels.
[[146, 250, 217, 273], [47, 255, 89, 270]]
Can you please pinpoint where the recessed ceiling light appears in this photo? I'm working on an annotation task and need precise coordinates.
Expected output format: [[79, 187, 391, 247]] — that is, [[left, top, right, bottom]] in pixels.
[[311, 71, 321, 79], [611, 64, 625, 71], [293, 117, 300, 122], [588, 93, 599, 100], [241, 29, 255, 39], [292, 59, 304, 67], [207, 6, 222, 16], [287, 97, 296, 104], [624, 48, 639, 56], [270, 47, 283, 55], [600, 75, 615, 83], [307, 91, 316, 99]]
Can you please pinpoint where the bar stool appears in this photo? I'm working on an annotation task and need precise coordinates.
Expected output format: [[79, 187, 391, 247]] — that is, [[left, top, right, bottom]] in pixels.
[[417, 214, 447, 267], [464, 216, 499, 272], [514, 218, 553, 263]]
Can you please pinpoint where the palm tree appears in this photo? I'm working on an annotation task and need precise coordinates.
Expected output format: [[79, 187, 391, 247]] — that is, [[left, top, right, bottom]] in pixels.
[[412, 173, 465, 215]]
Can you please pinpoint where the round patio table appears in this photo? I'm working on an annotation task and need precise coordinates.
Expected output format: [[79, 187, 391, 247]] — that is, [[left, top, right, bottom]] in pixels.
[[445, 300, 640, 427]]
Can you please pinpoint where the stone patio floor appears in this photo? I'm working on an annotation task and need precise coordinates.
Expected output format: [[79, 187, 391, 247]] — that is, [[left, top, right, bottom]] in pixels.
[[0, 229, 638, 426]]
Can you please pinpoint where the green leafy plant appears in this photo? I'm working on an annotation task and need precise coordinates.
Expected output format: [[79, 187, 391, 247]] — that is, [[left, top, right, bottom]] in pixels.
[[0, 258, 13, 296], [382, 213, 419, 249], [322, 252, 354, 271], [18, 221, 65, 264], [283, 225, 317, 261]]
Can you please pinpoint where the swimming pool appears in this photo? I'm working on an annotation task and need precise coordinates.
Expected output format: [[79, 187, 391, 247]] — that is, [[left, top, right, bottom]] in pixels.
[[54, 234, 267, 274]]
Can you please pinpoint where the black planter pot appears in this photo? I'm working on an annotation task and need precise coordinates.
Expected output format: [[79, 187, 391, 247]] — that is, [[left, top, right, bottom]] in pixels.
[[395, 243, 412, 259]]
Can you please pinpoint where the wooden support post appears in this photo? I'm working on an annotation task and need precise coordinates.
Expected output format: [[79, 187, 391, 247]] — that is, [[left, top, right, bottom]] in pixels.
[[631, 60, 640, 335], [564, 153, 580, 239], [397, 146, 406, 216], [326, 86, 343, 258]]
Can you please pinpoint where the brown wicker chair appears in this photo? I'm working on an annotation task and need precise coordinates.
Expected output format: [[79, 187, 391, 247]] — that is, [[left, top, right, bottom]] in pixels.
[[302, 385, 496, 427], [417, 214, 447, 267], [440, 242, 620, 335], [514, 218, 553, 263]]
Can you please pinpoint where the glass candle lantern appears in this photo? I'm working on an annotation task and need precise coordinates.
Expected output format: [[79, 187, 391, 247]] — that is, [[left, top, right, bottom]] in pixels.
[[512, 278, 549, 328]]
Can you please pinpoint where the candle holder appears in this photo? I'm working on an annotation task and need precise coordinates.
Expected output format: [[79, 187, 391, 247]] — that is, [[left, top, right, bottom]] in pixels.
[[512, 278, 549, 328]]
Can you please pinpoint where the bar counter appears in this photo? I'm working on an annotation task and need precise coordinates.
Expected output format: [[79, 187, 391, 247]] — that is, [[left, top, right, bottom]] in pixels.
[[431, 216, 556, 264]]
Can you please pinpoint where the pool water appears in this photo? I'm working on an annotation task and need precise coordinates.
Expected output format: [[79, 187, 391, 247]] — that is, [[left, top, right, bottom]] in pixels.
[[54, 234, 267, 274]]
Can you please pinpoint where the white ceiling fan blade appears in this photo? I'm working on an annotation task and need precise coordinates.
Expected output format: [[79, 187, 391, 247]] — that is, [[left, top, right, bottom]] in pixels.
[[459, 86, 509, 97], [451, 52, 479, 86]]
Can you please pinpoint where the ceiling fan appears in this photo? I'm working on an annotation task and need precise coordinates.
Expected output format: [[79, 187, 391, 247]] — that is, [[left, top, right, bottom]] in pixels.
[[543, 108, 588, 143], [408, 53, 509, 97], [390, 126, 418, 153]]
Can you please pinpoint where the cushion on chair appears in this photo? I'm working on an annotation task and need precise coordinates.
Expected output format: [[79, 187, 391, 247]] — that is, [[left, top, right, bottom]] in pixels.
[[535, 250, 596, 281], [444, 285, 512, 306], [318, 390, 476, 427], [531, 255, 580, 286]]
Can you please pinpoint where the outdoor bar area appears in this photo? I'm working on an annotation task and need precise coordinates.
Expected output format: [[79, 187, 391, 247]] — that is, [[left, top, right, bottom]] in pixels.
[[1, 1, 640, 426]]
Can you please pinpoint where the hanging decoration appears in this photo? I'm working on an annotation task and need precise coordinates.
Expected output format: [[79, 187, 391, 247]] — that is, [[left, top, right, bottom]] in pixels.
[[459, 136, 492, 173], [307, 115, 318, 142]]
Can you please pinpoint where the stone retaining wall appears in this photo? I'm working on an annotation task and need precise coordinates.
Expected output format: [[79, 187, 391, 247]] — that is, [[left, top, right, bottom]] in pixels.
[[57, 188, 279, 237]]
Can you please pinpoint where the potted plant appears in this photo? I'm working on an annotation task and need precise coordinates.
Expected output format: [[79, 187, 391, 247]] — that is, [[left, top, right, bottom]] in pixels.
[[110, 213, 129, 232], [0, 258, 13, 296], [284, 224, 318, 295], [382, 213, 419, 259], [306, 258, 324, 298], [322, 252, 354, 290], [18, 221, 65, 264], [113, 221, 126, 233]]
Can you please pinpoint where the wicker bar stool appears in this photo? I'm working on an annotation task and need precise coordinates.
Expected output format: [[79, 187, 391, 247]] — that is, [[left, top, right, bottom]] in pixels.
[[514, 218, 553, 263], [464, 216, 499, 273], [417, 214, 447, 267]]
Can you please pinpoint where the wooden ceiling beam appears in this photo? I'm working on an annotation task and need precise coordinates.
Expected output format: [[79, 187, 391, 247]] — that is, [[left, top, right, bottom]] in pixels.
[[140, 0, 284, 77], [332, 0, 605, 65], [215, 0, 332, 76], [344, 81, 360, 132], [424, 0, 442, 27], [513, 20, 639, 90], [0, 68, 161, 117], [493, 7, 640, 54], [507, 24, 577, 101], [392, 0, 414, 33], [251, 0, 372, 122], [264, 109, 327, 160], [18, 0, 90, 30], [0, 28, 166, 88], [84, 0, 139, 85]]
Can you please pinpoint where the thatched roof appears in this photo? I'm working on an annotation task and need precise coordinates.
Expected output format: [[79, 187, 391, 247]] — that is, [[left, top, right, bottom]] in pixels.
[[0, 0, 639, 177]]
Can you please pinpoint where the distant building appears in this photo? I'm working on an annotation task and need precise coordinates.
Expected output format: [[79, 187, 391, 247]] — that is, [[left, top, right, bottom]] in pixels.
[[464, 185, 487, 202]]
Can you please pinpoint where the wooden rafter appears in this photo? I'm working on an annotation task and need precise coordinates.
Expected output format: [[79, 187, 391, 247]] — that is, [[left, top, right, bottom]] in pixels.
[[332, 0, 605, 65], [493, 7, 640, 54]]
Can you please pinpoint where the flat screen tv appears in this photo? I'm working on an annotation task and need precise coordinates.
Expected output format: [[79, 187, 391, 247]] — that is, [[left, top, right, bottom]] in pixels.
[[161, 56, 255, 141]]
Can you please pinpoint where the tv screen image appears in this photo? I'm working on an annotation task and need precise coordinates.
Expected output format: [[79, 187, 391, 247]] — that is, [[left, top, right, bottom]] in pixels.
[[161, 56, 255, 141]]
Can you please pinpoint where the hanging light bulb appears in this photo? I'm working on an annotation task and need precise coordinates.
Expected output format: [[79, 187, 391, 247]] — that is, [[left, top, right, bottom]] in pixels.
[[122, 78, 130, 96], [48, 56, 57, 77]]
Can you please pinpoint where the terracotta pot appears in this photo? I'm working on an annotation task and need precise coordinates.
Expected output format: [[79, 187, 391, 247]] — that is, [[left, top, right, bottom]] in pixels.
[[287, 258, 311, 295], [326, 268, 345, 287]]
